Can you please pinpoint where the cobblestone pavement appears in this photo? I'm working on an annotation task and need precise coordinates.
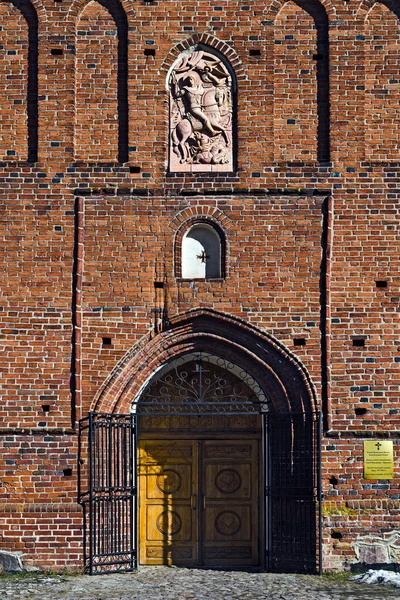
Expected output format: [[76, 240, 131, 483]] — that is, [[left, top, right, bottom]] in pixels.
[[0, 567, 399, 600]]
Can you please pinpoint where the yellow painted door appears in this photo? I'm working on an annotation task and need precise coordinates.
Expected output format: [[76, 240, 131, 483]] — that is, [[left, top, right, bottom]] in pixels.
[[202, 440, 259, 566], [139, 440, 199, 565], [139, 438, 259, 567]]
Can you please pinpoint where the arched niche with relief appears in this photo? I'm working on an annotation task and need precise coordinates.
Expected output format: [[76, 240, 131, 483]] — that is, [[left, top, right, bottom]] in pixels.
[[168, 47, 235, 173]]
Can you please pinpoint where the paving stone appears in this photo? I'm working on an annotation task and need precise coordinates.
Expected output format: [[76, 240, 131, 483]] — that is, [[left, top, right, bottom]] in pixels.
[[1, 567, 399, 600]]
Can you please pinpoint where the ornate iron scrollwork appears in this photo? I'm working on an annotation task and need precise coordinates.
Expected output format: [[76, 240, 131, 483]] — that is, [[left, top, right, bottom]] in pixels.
[[134, 352, 269, 416]]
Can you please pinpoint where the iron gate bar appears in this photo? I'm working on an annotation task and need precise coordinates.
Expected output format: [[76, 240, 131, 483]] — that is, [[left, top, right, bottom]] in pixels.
[[78, 413, 137, 574], [317, 410, 323, 576], [266, 411, 322, 574]]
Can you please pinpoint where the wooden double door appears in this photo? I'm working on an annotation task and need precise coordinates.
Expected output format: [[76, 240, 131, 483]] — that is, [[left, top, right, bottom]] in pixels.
[[139, 438, 260, 567]]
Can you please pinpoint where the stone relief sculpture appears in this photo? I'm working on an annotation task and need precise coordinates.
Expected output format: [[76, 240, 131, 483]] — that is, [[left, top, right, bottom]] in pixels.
[[169, 49, 233, 172]]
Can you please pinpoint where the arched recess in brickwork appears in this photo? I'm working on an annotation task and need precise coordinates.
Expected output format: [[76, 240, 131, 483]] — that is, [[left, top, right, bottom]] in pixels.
[[28, 0, 46, 19], [92, 309, 317, 416], [171, 207, 231, 277], [175, 218, 227, 279], [0, 0, 38, 162], [363, 1, 400, 160], [74, 0, 128, 162], [271, 0, 330, 163], [357, 0, 400, 19], [166, 40, 238, 173]]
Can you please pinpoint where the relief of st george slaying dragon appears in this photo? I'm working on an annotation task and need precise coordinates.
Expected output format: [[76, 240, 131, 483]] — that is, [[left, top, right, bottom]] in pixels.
[[168, 49, 233, 172]]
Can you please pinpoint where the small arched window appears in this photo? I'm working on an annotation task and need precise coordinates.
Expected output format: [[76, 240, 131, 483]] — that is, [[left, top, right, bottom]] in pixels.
[[182, 224, 222, 279]]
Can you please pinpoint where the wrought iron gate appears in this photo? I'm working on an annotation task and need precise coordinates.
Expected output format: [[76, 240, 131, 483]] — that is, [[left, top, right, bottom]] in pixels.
[[266, 411, 322, 574], [79, 409, 321, 575], [78, 355, 321, 574], [78, 413, 137, 574]]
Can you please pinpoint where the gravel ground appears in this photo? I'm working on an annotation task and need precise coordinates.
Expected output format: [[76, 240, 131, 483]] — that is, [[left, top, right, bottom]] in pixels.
[[0, 566, 399, 600]]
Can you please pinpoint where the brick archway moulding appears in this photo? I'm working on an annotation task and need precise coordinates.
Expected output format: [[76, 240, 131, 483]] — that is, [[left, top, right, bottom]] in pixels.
[[169, 206, 233, 233], [27, 0, 46, 22], [66, 0, 135, 25], [356, 0, 400, 18], [170, 207, 233, 279], [92, 309, 318, 416], [160, 33, 246, 83], [263, 0, 336, 22]]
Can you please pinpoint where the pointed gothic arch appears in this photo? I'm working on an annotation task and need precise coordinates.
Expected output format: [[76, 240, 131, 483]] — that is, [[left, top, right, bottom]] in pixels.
[[81, 310, 321, 574], [263, 0, 336, 21], [92, 309, 317, 416], [67, 0, 135, 23], [363, 0, 400, 160]]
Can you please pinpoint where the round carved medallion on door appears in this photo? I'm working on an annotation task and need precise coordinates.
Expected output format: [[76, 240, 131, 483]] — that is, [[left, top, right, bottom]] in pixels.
[[215, 468, 242, 494], [215, 510, 242, 536], [156, 510, 182, 536], [156, 469, 182, 494]]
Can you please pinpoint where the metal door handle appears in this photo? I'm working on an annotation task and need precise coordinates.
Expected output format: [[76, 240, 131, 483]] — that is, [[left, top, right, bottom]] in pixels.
[[191, 494, 197, 509]]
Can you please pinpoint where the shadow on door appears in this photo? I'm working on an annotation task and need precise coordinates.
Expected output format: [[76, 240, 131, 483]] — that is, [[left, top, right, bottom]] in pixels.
[[138, 437, 260, 567]]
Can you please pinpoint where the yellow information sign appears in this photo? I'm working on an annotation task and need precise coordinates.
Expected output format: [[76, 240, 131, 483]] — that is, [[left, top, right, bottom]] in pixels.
[[364, 440, 394, 480]]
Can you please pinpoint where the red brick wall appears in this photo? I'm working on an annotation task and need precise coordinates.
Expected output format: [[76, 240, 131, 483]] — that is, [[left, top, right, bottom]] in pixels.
[[0, 435, 80, 570], [0, 198, 74, 430], [274, 2, 318, 162], [0, 2, 28, 160], [322, 437, 400, 570], [80, 194, 325, 414], [0, 0, 399, 572], [75, 2, 119, 161]]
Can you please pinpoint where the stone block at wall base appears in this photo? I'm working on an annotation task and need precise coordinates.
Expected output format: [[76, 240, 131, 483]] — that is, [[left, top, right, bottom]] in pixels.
[[351, 563, 400, 574], [0, 551, 40, 573], [0, 550, 24, 573]]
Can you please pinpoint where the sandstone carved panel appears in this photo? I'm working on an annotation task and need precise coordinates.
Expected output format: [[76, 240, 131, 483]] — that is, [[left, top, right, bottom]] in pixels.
[[169, 49, 233, 172]]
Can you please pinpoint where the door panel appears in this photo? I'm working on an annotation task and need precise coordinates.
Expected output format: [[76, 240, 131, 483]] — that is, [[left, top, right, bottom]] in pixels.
[[202, 440, 259, 566], [204, 464, 252, 499], [204, 506, 252, 541], [145, 505, 193, 541], [139, 440, 198, 565], [139, 438, 259, 567], [145, 464, 192, 500]]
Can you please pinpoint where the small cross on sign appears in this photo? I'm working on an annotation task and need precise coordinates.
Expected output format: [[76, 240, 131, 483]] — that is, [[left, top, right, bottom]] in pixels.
[[196, 250, 210, 263], [375, 442, 382, 450]]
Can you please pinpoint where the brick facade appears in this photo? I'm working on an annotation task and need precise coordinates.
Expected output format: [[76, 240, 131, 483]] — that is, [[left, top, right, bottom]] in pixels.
[[0, 0, 399, 572]]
